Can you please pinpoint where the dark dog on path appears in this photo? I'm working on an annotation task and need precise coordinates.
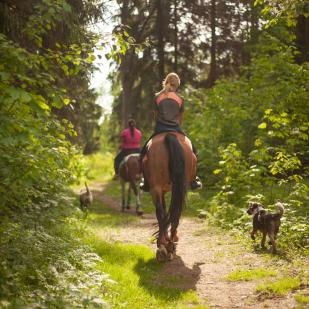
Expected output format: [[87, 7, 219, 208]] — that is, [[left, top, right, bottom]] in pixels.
[[247, 202, 284, 254], [79, 182, 93, 212]]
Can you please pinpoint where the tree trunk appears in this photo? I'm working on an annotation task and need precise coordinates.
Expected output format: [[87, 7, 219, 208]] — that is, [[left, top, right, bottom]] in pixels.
[[173, 0, 178, 73], [206, 0, 217, 87], [295, 12, 309, 64], [120, 0, 130, 127], [156, 0, 165, 83]]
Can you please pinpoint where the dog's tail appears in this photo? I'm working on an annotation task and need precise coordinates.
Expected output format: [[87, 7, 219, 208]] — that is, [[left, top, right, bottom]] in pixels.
[[85, 182, 91, 195], [275, 202, 284, 218]]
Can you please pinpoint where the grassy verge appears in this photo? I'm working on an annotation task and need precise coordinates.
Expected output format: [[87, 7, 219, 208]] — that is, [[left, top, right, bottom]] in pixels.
[[83, 196, 209, 308], [256, 277, 302, 297], [0, 193, 109, 308], [295, 291, 309, 308], [226, 268, 277, 282]]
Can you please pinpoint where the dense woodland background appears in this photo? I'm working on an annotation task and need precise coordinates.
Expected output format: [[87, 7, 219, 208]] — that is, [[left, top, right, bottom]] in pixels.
[[0, 0, 308, 307]]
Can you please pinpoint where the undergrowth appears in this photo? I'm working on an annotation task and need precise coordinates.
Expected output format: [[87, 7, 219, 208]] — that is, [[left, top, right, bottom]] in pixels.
[[0, 192, 109, 308]]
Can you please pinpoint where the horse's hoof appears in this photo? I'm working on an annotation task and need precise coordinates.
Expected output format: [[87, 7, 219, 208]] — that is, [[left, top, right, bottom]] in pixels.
[[156, 246, 167, 262], [173, 235, 179, 242]]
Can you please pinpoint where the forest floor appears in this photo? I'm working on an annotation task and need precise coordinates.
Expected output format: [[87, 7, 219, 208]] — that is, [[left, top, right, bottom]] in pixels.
[[81, 180, 309, 309]]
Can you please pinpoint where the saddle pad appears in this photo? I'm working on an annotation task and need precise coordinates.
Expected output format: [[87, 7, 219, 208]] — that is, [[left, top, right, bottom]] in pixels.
[[119, 153, 140, 168], [146, 132, 193, 151]]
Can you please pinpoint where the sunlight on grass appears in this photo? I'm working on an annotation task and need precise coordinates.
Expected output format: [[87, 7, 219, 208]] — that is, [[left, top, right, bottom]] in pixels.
[[84, 151, 114, 181], [81, 195, 206, 308], [256, 277, 301, 296], [226, 268, 277, 281], [77, 149, 215, 219], [295, 291, 309, 307], [83, 235, 205, 308], [89, 200, 138, 228], [104, 180, 155, 214]]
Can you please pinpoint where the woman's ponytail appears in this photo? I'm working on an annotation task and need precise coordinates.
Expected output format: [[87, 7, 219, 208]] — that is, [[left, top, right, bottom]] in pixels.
[[128, 119, 136, 137]]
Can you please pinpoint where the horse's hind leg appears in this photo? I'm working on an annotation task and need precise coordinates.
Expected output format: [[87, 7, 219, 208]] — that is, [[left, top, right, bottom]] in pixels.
[[126, 185, 131, 209], [164, 215, 179, 261], [170, 219, 180, 243], [129, 179, 143, 215], [162, 197, 169, 242], [153, 192, 168, 248], [154, 194, 168, 262], [121, 180, 125, 211], [135, 186, 143, 215]]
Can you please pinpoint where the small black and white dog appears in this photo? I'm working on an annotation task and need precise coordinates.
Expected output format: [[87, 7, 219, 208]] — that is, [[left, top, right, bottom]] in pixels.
[[247, 202, 284, 254], [79, 182, 93, 212]]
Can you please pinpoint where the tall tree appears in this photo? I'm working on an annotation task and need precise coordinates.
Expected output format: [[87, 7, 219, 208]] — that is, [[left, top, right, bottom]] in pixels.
[[110, 0, 265, 130], [0, 0, 104, 154]]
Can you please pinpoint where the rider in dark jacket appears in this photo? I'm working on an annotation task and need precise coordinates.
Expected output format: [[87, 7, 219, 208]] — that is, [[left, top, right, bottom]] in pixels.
[[140, 72, 202, 191]]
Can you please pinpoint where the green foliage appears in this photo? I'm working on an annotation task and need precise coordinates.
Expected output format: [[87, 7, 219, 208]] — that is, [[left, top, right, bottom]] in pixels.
[[295, 291, 309, 306], [256, 277, 301, 296], [0, 31, 83, 211], [0, 1, 116, 306], [0, 199, 109, 308], [226, 268, 277, 281], [184, 23, 309, 251], [255, 0, 308, 27]]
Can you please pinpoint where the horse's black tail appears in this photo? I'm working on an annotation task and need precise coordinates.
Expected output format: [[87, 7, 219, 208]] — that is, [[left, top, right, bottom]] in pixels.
[[164, 133, 187, 231]]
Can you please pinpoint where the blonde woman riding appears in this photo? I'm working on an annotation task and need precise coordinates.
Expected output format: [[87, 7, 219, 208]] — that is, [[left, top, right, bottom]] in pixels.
[[140, 73, 202, 191]]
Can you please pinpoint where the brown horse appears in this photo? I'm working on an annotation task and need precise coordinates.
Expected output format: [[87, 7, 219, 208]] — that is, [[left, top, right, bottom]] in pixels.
[[143, 132, 197, 261], [119, 154, 143, 215]]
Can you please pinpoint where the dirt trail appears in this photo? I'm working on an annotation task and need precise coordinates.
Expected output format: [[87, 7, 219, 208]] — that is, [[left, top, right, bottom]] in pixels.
[[91, 182, 299, 309]]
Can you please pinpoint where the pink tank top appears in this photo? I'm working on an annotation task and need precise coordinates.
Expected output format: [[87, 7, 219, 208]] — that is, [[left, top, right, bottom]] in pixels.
[[121, 128, 142, 149]]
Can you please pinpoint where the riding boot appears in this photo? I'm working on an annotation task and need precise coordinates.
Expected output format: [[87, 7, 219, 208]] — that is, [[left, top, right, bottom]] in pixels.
[[190, 176, 202, 190]]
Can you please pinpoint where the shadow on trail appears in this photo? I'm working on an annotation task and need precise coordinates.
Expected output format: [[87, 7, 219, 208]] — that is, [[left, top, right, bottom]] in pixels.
[[134, 254, 203, 300]]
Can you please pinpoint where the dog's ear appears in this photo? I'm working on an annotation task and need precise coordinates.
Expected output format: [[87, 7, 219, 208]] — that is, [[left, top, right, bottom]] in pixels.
[[248, 201, 253, 206]]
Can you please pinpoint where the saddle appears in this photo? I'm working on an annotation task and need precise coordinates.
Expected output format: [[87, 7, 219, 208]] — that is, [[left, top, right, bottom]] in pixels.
[[144, 132, 194, 161], [119, 153, 140, 168]]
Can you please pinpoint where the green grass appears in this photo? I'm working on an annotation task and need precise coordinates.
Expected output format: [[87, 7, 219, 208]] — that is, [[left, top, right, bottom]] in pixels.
[[104, 179, 214, 217], [78, 149, 217, 219], [71, 151, 114, 191], [256, 277, 301, 296], [295, 292, 309, 307], [104, 179, 155, 214], [226, 268, 277, 281], [89, 199, 138, 229], [80, 188, 207, 308], [84, 232, 206, 308]]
